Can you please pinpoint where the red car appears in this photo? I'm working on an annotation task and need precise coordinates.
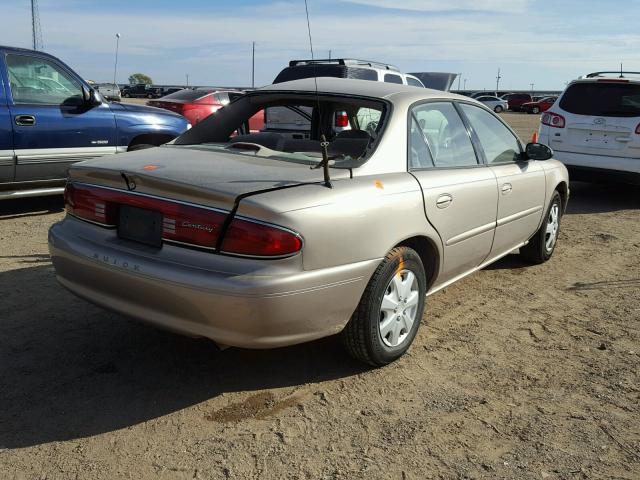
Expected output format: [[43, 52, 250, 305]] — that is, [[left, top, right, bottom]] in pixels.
[[148, 89, 264, 131], [521, 97, 557, 114]]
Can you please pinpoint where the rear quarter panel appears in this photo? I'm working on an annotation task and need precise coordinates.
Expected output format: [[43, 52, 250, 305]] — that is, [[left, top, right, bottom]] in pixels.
[[236, 173, 443, 272]]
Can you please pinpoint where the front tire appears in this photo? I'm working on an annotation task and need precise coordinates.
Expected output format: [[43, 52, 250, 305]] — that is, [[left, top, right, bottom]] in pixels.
[[341, 246, 426, 366], [494, 105, 504, 113], [520, 191, 562, 264]]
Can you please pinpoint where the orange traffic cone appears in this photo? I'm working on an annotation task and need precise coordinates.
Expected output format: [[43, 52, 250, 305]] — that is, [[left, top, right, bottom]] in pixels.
[[531, 131, 538, 143]]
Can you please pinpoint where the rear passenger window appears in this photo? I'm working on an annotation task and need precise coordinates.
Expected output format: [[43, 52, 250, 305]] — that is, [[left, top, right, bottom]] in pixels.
[[384, 73, 403, 84], [410, 102, 478, 168], [459, 104, 521, 164], [406, 77, 424, 88]]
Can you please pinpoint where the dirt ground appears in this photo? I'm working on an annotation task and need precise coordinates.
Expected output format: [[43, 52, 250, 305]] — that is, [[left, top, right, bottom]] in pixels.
[[1, 113, 639, 480]]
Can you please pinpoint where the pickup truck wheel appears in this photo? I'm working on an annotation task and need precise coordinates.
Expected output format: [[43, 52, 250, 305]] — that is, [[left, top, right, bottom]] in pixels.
[[341, 246, 426, 366], [128, 143, 155, 151], [123, 93, 130, 98], [520, 191, 562, 264]]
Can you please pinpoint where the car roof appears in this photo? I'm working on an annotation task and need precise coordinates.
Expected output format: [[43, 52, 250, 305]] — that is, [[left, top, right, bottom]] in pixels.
[[257, 77, 461, 102]]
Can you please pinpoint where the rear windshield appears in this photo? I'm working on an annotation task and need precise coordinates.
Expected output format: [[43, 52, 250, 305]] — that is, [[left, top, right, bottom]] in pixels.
[[161, 89, 209, 101], [560, 82, 640, 117], [174, 93, 388, 168]]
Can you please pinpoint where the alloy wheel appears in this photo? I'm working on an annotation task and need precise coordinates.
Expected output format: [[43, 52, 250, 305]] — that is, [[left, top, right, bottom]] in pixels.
[[379, 269, 420, 347]]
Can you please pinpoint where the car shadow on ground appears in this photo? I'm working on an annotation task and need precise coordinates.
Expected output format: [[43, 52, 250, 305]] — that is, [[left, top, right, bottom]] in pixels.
[[0, 195, 64, 219], [565, 181, 640, 214], [0, 264, 368, 449]]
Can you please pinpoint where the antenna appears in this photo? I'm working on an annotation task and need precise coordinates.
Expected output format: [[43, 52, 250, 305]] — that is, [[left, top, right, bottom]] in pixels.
[[303, 0, 332, 188], [31, 0, 44, 51]]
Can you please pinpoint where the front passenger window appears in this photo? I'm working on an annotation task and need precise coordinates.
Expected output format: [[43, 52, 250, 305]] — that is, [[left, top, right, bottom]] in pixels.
[[459, 104, 521, 164], [6, 54, 83, 106]]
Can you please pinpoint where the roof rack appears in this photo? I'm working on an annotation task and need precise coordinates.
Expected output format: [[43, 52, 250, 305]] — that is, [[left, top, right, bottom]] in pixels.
[[585, 71, 640, 78], [288, 58, 400, 71]]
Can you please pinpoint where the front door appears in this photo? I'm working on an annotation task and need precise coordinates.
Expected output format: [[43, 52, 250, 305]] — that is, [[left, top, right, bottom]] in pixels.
[[409, 102, 498, 285], [5, 52, 117, 182], [458, 103, 546, 257], [0, 73, 14, 183]]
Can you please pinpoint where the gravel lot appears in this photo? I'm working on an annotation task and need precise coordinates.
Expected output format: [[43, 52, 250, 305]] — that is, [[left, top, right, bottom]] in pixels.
[[1, 113, 639, 480]]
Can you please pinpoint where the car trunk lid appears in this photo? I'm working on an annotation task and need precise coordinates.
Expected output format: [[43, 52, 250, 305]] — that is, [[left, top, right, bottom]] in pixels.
[[68, 144, 347, 211]]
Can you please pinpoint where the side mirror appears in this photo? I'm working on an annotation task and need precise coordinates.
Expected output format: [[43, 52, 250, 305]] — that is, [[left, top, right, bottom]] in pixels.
[[525, 142, 553, 161], [81, 85, 101, 105]]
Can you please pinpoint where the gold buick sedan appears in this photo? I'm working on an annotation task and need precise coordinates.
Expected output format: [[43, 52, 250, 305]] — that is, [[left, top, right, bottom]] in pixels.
[[49, 78, 569, 366]]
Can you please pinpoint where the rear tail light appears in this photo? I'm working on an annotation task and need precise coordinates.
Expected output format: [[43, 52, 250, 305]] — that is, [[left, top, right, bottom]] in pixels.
[[334, 111, 349, 128], [541, 112, 565, 129], [65, 183, 226, 250], [221, 217, 303, 257], [635, 123, 640, 134]]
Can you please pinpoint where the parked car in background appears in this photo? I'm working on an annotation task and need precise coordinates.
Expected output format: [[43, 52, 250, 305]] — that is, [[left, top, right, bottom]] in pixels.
[[273, 58, 425, 87], [160, 86, 184, 96], [538, 71, 640, 185], [147, 89, 264, 130], [0, 46, 190, 199], [522, 97, 557, 114], [121, 84, 162, 99], [475, 95, 509, 113], [95, 83, 121, 101], [49, 77, 568, 366], [503, 93, 533, 111]]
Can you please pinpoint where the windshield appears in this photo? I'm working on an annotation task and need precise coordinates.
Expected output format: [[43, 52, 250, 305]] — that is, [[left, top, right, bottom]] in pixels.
[[173, 92, 388, 168], [560, 82, 640, 117]]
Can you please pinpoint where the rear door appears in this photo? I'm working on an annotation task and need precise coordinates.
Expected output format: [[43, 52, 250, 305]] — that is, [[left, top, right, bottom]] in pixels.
[[6, 52, 117, 182], [551, 81, 640, 159], [458, 103, 545, 256], [0, 57, 15, 183], [409, 101, 498, 283]]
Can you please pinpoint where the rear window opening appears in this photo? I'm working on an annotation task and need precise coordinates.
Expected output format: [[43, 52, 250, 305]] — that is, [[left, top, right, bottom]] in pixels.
[[160, 89, 213, 101], [174, 93, 388, 168], [559, 82, 640, 117]]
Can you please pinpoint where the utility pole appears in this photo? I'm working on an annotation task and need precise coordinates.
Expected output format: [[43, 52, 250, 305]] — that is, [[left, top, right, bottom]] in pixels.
[[113, 33, 120, 86], [496, 68, 502, 92], [30, 0, 43, 50], [329, 49, 332, 59], [463, 78, 467, 90], [252, 41, 255, 88], [185, 74, 189, 87], [530, 83, 534, 95]]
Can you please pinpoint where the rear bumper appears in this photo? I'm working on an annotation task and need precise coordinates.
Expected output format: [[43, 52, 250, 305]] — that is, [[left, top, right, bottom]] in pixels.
[[551, 150, 640, 184], [48, 217, 379, 348]]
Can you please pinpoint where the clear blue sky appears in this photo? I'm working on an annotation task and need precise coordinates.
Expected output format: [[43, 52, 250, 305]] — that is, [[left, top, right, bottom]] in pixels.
[[3, 0, 639, 90]]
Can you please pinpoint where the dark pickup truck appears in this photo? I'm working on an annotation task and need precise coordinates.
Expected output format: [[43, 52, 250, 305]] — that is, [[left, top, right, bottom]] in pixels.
[[121, 84, 163, 99], [0, 46, 190, 199]]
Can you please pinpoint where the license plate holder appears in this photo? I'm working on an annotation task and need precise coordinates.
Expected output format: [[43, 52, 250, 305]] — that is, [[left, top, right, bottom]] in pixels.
[[118, 205, 163, 248]]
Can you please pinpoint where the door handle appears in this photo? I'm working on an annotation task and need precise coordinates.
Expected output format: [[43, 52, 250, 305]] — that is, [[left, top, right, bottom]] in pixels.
[[615, 136, 630, 142], [15, 115, 36, 126], [436, 194, 453, 209], [501, 183, 513, 195]]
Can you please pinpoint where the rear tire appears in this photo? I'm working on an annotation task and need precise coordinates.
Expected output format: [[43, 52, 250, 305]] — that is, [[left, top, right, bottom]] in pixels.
[[520, 191, 562, 264], [532, 106, 541, 114], [341, 247, 426, 366]]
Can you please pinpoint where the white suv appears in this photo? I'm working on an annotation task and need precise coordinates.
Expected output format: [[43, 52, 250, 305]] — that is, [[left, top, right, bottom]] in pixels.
[[273, 59, 425, 88], [538, 71, 640, 184]]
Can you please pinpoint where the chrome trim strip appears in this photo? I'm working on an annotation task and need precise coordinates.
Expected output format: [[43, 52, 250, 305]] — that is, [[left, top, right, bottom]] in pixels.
[[67, 212, 116, 228], [0, 186, 65, 200], [445, 221, 496, 247], [0, 150, 15, 166], [496, 205, 543, 227], [15, 147, 117, 164]]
